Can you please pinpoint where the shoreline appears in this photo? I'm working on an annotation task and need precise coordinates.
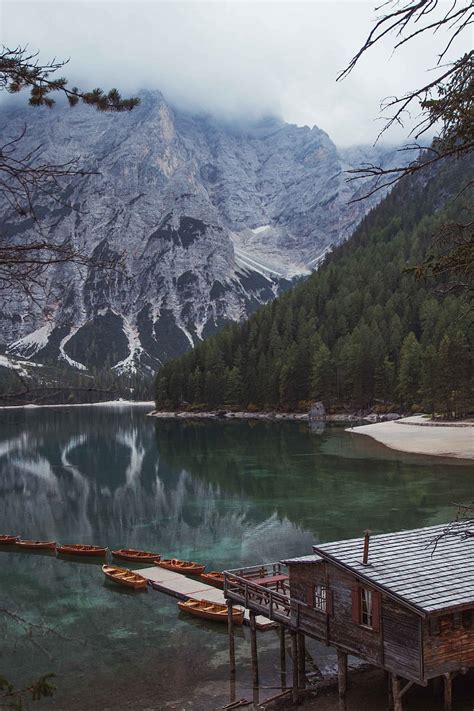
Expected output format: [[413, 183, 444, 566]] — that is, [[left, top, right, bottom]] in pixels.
[[350, 415, 474, 460], [147, 409, 381, 423], [0, 399, 154, 411]]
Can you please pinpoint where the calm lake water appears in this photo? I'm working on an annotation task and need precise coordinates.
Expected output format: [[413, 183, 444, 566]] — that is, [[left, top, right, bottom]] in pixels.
[[0, 406, 472, 710]]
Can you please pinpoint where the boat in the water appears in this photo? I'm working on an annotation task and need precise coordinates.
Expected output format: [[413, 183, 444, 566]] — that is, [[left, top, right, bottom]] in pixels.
[[177, 598, 244, 625], [111, 549, 161, 563], [102, 564, 148, 590], [57, 544, 107, 556], [0, 535, 19, 544], [200, 571, 225, 588], [155, 558, 205, 575], [16, 540, 57, 550]]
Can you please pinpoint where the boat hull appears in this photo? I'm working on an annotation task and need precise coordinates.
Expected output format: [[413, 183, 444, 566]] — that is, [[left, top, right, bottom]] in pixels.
[[0, 535, 19, 544], [16, 540, 56, 550], [177, 598, 244, 625], [102, 565, 148, 590], [155, 559, 205, 575], [57, 544, 107, 557], [200, 572, 224, 589], [112, 549, 161, 563]]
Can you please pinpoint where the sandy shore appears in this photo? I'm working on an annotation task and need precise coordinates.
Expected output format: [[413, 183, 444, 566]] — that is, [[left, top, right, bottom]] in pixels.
[[350, 415, 474, 460]]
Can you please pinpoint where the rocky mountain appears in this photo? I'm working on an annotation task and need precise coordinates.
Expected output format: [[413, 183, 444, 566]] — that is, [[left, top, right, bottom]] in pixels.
[[1, 90, 399, 373]]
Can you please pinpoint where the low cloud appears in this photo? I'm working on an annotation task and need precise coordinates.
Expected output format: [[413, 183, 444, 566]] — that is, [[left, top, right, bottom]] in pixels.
[[1, 0, 470, 146]]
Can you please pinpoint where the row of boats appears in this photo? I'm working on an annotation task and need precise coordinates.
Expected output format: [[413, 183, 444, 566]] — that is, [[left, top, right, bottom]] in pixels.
[[1, 535, 224, 584], [1, 535, 240, 624]]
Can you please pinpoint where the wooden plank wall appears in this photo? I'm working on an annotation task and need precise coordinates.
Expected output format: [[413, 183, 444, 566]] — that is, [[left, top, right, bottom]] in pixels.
[[288, 562, 327, 638], [288, 561, 425, 681], [382, 595, 421, 679], [423, 614, 474, 678]]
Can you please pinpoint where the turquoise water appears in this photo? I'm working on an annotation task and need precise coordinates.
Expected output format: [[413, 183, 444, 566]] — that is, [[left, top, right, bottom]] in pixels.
[[0, 407, 472, 709]]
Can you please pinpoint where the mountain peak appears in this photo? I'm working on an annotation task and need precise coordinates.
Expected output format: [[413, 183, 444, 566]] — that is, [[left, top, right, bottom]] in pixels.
[[1, 90, 400, 373]]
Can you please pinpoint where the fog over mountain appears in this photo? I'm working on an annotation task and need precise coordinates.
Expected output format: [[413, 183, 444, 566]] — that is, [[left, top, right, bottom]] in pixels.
[[1, 90, 401, 373], [1, 0, 469, 145]]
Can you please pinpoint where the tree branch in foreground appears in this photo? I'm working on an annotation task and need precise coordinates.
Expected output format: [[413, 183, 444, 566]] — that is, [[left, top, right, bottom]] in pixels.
[[337, 1, 473, 196], [1, 45, 140, 112]]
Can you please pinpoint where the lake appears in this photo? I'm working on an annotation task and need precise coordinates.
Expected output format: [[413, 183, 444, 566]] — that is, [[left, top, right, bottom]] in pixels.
[[0, 406, 472, 710]]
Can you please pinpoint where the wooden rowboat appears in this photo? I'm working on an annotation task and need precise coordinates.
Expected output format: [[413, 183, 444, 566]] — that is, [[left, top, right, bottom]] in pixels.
[[0, 535, 19, 544], [155, 558, 205, 575], [200, 571, 225, 588], [112, 548, 161, 563], [16, 540, 56, 550], [177, 598, 244, 625], [57, 544, 107, 557], [102, 564, 148, 590]]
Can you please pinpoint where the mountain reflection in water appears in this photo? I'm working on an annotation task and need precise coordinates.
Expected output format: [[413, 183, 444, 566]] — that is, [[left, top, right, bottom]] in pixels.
[[0, 407, 471, 709]]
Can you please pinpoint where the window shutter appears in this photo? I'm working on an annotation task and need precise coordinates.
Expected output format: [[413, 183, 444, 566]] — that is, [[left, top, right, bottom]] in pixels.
[[372, 590, 381, 632], [306, 584, 314, 607], [351, 585, 360, 624], [326, 589, 334, 616]]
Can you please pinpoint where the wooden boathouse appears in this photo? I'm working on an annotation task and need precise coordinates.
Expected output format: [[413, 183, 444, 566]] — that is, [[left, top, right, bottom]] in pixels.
[[224, 522, 474, 709]]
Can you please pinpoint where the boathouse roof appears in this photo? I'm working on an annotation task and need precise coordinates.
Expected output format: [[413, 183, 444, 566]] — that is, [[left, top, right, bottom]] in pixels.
[[280, 553, 323, 564], [284, 523, 474, 616]]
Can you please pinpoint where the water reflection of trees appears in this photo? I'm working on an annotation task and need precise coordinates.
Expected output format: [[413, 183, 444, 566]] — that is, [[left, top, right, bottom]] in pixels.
[[152, 419, 472, 541], [0, 410, 471, 560]]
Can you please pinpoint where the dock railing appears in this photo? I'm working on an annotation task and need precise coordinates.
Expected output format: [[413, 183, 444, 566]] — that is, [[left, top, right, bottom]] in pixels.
[[224, 563, 291, 625]]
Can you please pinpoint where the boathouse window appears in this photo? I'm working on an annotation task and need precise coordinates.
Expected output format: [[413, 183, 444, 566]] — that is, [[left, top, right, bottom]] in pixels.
[[315, 584, 327, 611], [352, 585, 380, 631], [430, 611, 472, 636], [305, 584, 333, 614], [361, 588, 373, 626]]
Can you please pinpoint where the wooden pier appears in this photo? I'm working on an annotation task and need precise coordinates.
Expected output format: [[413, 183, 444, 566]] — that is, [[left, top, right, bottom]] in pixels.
[[134, 565, 276, 630]]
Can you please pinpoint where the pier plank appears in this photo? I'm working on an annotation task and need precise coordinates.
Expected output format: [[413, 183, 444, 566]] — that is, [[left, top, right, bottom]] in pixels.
[[134, 566, 275, 630]]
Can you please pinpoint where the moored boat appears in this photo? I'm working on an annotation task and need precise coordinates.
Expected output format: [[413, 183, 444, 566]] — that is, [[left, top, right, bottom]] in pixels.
[[16, 540, 56, 550], [111, 548, 161, 563], [57, 544, 107, 556], [0, 535, 19, 544], [102, 564, 148, 590], [177, 598, 244, 625], [155, 558, 205, 575], [200, 571, 225, 588]]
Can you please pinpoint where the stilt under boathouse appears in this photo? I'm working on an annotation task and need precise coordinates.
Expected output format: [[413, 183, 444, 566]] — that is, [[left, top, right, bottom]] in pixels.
[[224, 523, 474, 709]]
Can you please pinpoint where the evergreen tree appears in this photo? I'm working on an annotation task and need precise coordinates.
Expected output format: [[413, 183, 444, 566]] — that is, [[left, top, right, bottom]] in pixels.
[[398, 332, 422, 408], [438, 331, 473, 418], [310, 343, 333, 404], [224, 367, 243, 407]]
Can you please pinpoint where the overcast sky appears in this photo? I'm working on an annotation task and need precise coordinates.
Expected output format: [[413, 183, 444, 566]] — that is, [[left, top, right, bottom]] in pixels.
[[1, 0, 470, 146]]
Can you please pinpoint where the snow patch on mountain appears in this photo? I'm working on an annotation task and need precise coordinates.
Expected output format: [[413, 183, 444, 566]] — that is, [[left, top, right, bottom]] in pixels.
[[59, 328, 87, 371], [9, 324, 53, 359], [113, 317, 144, 374]]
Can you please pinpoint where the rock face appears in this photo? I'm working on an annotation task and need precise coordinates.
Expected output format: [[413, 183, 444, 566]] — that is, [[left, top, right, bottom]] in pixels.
[[1, 90, 399, 372]]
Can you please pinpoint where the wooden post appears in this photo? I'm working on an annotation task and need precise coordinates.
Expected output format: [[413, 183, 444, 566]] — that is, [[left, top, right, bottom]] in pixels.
[[432, 676, 443, 697], [297, 632, 306, 690], [227, 600, 236, 679], [229, 677, 236, 705], [279, 624, 286, 690], [391, 675, 402, 711], [249, 610, 259, 688], [291, 631, 299, 704], [337, 648, 348, 711], [386, 670, 394, 710], [443, 672, 453, 711]]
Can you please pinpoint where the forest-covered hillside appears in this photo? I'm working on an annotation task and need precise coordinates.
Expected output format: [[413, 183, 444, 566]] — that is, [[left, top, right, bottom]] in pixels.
[[155, 156, 473, 417]]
